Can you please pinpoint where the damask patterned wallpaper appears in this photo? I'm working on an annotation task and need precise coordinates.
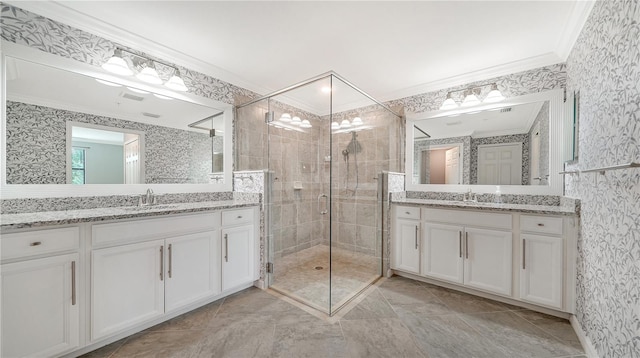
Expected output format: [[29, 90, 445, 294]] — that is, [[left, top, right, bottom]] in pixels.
[[6, 101, 215, 184], [564, 0, 640, 357]]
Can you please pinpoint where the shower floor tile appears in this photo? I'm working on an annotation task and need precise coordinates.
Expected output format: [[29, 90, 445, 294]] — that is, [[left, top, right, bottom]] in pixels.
[[270, 245, 380, 313]]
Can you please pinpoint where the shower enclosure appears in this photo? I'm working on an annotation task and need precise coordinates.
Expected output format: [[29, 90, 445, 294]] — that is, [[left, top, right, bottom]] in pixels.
[[236, 72, 402, 315]]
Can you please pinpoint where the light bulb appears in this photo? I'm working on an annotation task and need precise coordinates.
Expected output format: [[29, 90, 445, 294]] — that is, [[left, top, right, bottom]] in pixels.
[[300, 119, 312, 128], [165, 73, 188, 92], [101, 50, 133, 76], [352, 117, 363, 126], [461, 90, 480, 107], [440, 92, 458, 110], [340, 119, 351, 128], [136, 65, 163, 85], [291, 116, 302, 125], [331, 122, 340, 130], [280, 113, 292, 122], [484, 83, 505, 102]]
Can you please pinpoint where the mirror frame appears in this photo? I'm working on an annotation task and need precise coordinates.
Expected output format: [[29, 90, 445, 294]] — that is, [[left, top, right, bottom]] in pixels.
[[405, 88, 565, 196], [1, 41, 234, 199]]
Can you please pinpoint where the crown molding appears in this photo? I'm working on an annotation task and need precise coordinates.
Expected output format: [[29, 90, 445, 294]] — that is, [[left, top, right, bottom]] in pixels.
[[555, 0, 596, 60], [378, 52, 564, 103], [4, 1, 270, 97]]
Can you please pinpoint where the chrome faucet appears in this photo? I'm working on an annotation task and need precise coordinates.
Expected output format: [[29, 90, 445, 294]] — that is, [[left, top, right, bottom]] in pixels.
[[138, 188, 157, 206], [463, 188, 478, 203]]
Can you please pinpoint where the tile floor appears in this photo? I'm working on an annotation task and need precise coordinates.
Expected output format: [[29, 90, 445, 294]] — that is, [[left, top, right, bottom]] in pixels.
[[271, 245, 380, 313], [82, 276, 586, 358]]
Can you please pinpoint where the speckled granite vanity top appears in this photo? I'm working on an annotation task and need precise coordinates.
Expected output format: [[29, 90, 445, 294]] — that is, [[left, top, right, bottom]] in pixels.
[[392, 198, 579, 216], [0, 199, 260, 229]]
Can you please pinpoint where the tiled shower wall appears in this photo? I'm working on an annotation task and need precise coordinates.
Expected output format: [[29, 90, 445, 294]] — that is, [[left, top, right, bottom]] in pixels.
[[564, 0, 640, 356]]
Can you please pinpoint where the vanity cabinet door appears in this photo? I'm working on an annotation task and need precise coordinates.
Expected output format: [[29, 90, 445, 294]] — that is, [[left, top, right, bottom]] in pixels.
[[165, 231, 221, 313], [1, 253, 80, 358], [463, 228, 512, 296], [392, 219, 421, 274], [422, 223, 464, 283], [221, 224, 254, 291], [92, 239, 165, 340], [520, 234, 563, 309]]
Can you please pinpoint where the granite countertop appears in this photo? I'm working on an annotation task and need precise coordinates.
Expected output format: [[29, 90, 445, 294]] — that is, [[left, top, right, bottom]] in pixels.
[[392, 198, 578, 216], [0, 199, 260, 230]]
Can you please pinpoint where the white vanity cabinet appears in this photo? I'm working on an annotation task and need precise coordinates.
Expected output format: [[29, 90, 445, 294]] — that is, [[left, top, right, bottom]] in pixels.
[[421, 208, 513, 296], [1, 227, 81, 358], [90, 212, 222, 340], [391, 206, 421, 274], [221, 208, 256, 291], [391, 203, 577, 314], [519, 215, 565, 309]]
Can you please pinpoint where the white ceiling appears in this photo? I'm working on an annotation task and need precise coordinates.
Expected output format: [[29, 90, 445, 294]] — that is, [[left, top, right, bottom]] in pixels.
[[9, 1, 593, 106]]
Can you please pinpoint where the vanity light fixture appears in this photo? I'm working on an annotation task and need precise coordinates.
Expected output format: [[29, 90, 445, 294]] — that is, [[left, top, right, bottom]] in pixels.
[[440, 82, 505, 109], [331, 122, 340, 130], [340, 119, 352, 128], [291, 116, 302, 125], [280, 113, 292, 122], [102, 47, 189, 92], [351, 117, 363, 126]]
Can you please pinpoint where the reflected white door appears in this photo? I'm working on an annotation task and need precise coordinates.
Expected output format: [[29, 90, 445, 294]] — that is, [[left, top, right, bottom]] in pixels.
[[478, 143, 522, 185], [124, 138, 140, 184], [445, 147, 460, 184]]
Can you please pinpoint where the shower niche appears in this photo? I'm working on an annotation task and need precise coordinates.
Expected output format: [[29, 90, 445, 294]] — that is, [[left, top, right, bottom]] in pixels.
[[236, 72, 402, 315]]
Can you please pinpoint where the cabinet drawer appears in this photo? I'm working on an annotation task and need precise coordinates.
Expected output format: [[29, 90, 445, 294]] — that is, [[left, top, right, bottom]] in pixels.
[[222, 208, 255, 226], [395, 206, 420, 220], [520, 215, 563, 235], [1, 227, 80, 261], [92, 212, 220, 247], [422, 208, 512, 230]]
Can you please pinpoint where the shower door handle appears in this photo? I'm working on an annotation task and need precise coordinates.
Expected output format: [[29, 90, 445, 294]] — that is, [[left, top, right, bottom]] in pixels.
[[318, 194, 328, 215]]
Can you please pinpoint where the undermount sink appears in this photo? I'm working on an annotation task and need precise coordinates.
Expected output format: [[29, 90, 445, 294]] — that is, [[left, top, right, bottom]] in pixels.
[[123, 204, 181, 211]]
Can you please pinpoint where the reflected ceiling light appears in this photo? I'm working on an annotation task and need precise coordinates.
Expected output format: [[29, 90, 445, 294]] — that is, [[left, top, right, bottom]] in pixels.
[[127, 87, 149, 94], [331, 122, 340, 130], [101, 49, 133, 76], [136, 63, 163, 85], [440, 93, 458, 110], [280, 113, 292, 122], [440, 82, 505, 109], [352, 117, 363, 126], [291, 116, 302, 125], [95, 79, 122, 87], [321, 86, 332, 93], [461, 90, 480, 107], [300, 119, 312, 128], [284, 127, 292, 131], [340, 119, 352, 128], [165, 71, 188, 92], [484, 83, 505, 102], [153, 93, 173, 100], [102, 47, 189, 92]]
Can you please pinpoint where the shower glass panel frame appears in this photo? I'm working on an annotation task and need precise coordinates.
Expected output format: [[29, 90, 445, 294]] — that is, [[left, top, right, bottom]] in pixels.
[[236, 72, 402, 316]]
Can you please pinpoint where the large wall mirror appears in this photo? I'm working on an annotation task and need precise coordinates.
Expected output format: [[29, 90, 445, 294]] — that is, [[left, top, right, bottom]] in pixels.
[[405, 89, 565, 195], [1, 42, 233, 198]]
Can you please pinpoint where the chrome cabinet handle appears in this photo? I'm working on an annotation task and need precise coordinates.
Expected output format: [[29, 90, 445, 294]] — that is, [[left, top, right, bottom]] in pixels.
[[30, 241, 42, 246], [537, 223, 545, 227], [317, 194, 329, 215], [522, 239, 526, 270], [465, 232, 469, 259], [168, 244, 172, 279], [415, 226, 419, 249], [459, 231, 462, 258], [160, 246, 164, 281], [71, 261, 76, 306], [224, 234, 229, 262], [237, 215, 243, 219]]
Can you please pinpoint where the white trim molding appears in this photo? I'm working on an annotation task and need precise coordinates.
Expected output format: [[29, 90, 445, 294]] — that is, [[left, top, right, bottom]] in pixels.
[[570, 315, 600, 358]]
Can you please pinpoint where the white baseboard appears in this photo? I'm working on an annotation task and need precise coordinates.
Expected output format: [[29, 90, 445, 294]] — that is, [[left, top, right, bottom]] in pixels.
[[570, 315, 600, 358]]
